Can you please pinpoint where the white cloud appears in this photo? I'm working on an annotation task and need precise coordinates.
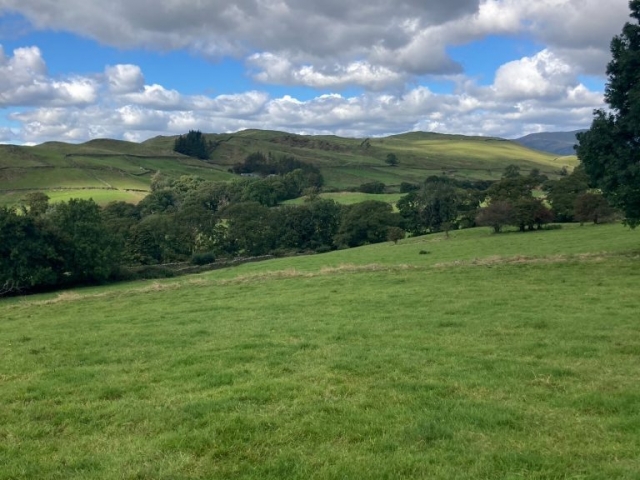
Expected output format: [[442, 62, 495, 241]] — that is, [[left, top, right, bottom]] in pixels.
[[5, 50, 605, 144], [2, 0, 628, 83], [249, 53, 405, 90], [1, 0, 626, 143], [105, 64, 145, 94], [0, 45, 98, 107], [492, 50, 575, 100]]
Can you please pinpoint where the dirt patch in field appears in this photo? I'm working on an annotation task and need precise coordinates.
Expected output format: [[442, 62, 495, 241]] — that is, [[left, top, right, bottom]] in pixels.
[[433, 252, 611, 268]]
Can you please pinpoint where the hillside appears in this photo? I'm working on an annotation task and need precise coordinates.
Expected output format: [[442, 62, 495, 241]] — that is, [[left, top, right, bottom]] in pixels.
[[1, 224, 639, 478], [513, 130, 586, 155], [0, 130, 577, 206]]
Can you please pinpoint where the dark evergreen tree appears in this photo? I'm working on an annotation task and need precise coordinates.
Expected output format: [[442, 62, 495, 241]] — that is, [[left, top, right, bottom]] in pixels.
[[576, 1, 640, 226], [173, 130, 210, 159]]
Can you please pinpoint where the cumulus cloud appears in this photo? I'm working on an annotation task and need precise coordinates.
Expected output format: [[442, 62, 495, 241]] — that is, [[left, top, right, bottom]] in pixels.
[[5, 50, 604, 145], [0, 45, 98, 107], [0, 0, 623, 143], [249, 53, 405, 90], [0, 0, 629, 85], [492, 50, 575, 100], [105, 64, 145, 94]]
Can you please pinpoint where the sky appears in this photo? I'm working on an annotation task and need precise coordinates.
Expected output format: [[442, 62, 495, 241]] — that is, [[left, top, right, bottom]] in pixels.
[[0, 0, 632, 145]]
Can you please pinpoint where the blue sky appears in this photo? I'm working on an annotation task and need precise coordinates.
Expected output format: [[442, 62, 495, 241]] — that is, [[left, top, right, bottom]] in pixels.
[[0, 0, 630, 144]]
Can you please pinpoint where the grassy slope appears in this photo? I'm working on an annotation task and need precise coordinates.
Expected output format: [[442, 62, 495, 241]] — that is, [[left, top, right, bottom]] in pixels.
[[0, 140, 234, 206], [282, 192, 404, 207], [1, 223, 639, 479], [0, 130, 576, 205], [146, 130, 576, 189]]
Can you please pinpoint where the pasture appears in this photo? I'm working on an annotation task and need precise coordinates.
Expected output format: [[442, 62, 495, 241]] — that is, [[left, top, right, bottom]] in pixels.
[[1, 224, 638, 479]]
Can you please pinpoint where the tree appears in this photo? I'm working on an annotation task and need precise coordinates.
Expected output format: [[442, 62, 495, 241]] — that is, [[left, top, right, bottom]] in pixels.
[[48, 199, 120, 284], [218, 202, 277, 256], [512, 198, 554, 231], [21, 192, 50, 217], [543, 167, 590, 222], [574, 192, 616, 225], [359, 181, 386, 194], [475, 201, 514, 233], [398, 180, 459, 235], [503, 164, 521, 179], [0, 206, 60, 294], [576, 1, 640, 227], [385, 153, 399, 166], [334, 201, 400, 248], [387, 226, 405, 244], [174, 130, 210, 159]]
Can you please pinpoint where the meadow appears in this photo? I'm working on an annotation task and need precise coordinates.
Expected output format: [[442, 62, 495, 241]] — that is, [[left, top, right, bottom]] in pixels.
[[282, 192, 404, 207], [1, 223, 639, 479]]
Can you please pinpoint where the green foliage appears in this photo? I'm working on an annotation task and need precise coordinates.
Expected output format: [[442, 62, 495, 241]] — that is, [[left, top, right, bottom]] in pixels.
[[21, 191, 50, 216], [274, 199, 341, 252], [400, 182, 420, 193], [480, 171, 553, 232], [574, 192, 616, 225], [577, 1, 640, 227], [0, 207, 60, 293], [334, 201, 400, 248], [385, 152, 399, 166], [137, 188, 180, 216], [47, 199, 120, 284], [475, 201, 514, 233], [387, 226, 405, 244], [173, 130, 211, 159], [219, 202, 277, 256], [358, 181, 386, 194], [231, 152, 324, 188], [190, 251, 216, 265], [503, 164, 522, 178], [398, 180, 460, 235], [543, 167, 590, 222]]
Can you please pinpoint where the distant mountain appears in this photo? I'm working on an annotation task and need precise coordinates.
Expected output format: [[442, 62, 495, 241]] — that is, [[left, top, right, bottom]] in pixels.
[[513, 130, 586, 156]]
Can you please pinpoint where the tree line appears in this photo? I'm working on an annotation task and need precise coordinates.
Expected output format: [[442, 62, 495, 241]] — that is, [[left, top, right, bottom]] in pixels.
[[1, 150, 616, 296]]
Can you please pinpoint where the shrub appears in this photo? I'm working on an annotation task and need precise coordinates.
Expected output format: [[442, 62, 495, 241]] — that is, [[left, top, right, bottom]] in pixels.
[[359, 181, 386, 194], [190, 251, 216, 265]]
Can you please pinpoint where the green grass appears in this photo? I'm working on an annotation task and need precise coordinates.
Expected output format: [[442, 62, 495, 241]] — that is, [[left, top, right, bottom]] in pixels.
[[1, 224, 639, 479], [0, 189, 148, 207], [283, 192, 404, 206]]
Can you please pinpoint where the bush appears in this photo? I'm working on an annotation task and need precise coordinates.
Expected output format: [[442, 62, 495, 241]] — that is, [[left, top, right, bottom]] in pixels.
[[400, 182, 420, 193], [190, 251, 216, 265], [359, 181, 386, 194]]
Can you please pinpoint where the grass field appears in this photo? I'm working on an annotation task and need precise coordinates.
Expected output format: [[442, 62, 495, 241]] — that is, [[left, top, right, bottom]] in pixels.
[[0, 189, 148, 207], [283, 192, 404, 207], [1, 224, 639, 479]]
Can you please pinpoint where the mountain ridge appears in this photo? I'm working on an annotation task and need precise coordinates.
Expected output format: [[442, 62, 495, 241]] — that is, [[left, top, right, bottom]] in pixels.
[[513, 130, 586, 156]]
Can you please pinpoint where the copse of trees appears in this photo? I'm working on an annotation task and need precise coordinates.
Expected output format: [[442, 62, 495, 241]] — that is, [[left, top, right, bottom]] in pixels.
[[173, 130, 212, 160], [230, 152, 324, 188], [358, 181, 386, 194], [474, 165, 555, 232], [1, 196, 120, 295]]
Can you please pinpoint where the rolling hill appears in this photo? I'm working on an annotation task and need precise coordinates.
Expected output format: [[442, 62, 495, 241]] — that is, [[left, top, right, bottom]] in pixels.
[[0, 130, 578, 206]]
